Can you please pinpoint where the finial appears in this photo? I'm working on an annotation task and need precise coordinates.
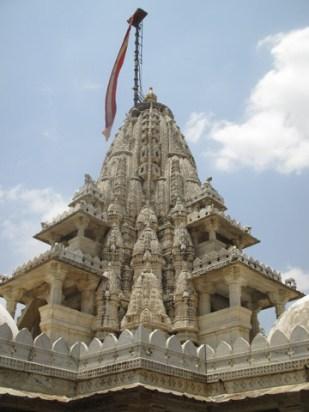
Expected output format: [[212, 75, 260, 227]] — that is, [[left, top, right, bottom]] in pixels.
[[144, 87, 157, 103]]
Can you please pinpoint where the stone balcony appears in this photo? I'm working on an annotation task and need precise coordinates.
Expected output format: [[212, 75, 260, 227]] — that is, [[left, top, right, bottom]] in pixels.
[[198, 306, 252, 347], [193, 247, 282, 283], [7, 243, 106, 279], [34, 202, 109, 245], [187, 206, 259, 249], [39, 304, 95, 344]]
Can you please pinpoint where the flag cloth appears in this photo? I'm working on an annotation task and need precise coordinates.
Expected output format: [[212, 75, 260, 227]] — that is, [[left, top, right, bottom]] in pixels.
[[102, 17, 134, 139]]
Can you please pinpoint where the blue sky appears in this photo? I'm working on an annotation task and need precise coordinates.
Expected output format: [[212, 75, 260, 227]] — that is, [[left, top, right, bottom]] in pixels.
[[1, 0, 309, 331]]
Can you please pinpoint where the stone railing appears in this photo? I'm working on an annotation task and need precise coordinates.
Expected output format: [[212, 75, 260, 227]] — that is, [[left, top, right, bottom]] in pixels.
[[40, 202, 107, 232], [193, 247, 282, 282], [71, 180, 105, 204], [8, 244, 105, 279], [205, 325, 309, 381], [186, 185, 225, 208], [0, 323, 308, 383], [0, 324, 206, 376], [10, 248, 56, 278], [59, 246, 105, 274], [187, 206, 251, 234]]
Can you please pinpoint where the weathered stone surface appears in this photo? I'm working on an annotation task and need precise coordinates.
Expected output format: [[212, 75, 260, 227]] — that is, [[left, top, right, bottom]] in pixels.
[[251, 333, 269, 350], [0, 87, 307, 412], [0, 323, 13, 340], [88, 337, 103, 353], [34, 332, 52, 350], [52, 337, 69, 354]]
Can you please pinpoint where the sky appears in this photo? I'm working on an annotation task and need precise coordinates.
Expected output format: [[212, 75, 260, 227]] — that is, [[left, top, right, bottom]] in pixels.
[[1, 0, 309, 331]]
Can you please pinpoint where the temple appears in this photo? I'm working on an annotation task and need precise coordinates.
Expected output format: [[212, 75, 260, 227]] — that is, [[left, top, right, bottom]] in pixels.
[[0, 89, 308, 411]]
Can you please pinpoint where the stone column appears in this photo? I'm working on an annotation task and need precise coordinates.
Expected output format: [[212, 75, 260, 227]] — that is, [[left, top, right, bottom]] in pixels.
[[206, 219, 218, 242], [4, 288, 24, 318], [199, 292, 211, 315], [47, 268, 66, 305], [49, 231, 61, 246], [80, 280, 98, 314], [6, 296, 17, 318], [229, 280, 242, 307], [75, 216, 89, 237], [269, 291, 289, 318], [225, 272, 243, 307], [250, 306, 261, 339], [206, 219, 216, 241], [198, 285, 214, 315], [275, 301, 285, 318], [209, 228, 216, 241]]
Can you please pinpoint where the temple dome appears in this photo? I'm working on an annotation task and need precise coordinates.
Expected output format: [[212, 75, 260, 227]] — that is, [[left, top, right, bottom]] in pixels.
[[268, 295, 309, 339], [0, 304, 18, 337]]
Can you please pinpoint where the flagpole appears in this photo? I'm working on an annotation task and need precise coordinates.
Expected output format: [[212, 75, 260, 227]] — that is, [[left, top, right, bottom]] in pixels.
[[133, 23, 140, 106], [129, 9, 147, 106], [103, 9, 147, 139]]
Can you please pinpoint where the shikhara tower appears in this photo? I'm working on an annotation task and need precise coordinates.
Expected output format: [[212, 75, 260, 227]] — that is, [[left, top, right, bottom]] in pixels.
[[0, 88, 302, 346], [0, 87, 309, 412]]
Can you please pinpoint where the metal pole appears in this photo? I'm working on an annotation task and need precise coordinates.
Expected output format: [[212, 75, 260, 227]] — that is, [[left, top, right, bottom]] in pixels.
[[133, 24, 140, 106]]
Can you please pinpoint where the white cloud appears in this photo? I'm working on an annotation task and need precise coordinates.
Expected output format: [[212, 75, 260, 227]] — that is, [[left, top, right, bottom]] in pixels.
[[184, 112, 212, 143], [283, 267, 309, 293], [190, 27, 309, 173], [0, 186, 67, 274], [0, 185, 67, 221]]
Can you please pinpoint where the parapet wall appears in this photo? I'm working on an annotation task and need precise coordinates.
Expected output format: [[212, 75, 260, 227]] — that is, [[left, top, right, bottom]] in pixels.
[[1, 322, 308, 374], [0, 324, 206, 375], [0, 323, 308, 398]]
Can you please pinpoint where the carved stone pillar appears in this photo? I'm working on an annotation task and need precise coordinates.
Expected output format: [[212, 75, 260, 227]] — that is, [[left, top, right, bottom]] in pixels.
[[4, 288, 24, 318], [75, 216, 90, 237], [206, 220, 218, 241], [275, 302, 285, 318], [269, 291, 289, 318], [47, 267, 66, 305], [198, 285, 214, 315], [103, 293, 121, 332], [209, 228, 216, 241], [225, 272, 243, 307], [6, 298, 17, 318], [94, 227, 105, 254], [229, 281, 241, 306], [199, 292, 211, 315], [250, 305, 261, 340], [80, 280, 98, 314]]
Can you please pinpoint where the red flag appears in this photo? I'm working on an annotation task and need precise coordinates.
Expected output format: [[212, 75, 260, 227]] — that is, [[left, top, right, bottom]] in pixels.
[[102, 18, 133, 139]]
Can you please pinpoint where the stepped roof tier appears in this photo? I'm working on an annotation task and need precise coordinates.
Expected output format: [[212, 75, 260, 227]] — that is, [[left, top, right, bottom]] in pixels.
[[0, 89, 303, 347]]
